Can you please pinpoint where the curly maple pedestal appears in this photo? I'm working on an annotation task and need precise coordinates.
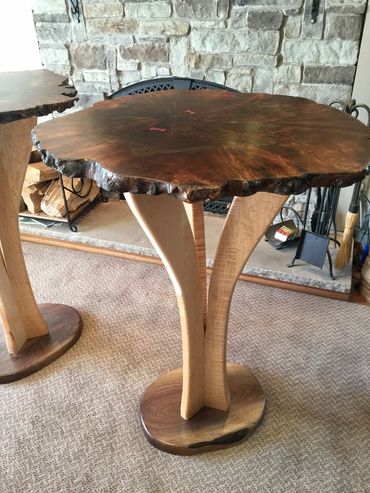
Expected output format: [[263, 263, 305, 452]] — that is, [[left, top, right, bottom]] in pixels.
[[126, 192, 287, 453], [33, 90, 370, 454], [0, 70, 79, 383]]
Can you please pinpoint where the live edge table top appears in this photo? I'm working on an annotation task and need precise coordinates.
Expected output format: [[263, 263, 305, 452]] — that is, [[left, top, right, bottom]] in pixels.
[[0, 69, 77, 124], [33, 90, 370, 203]]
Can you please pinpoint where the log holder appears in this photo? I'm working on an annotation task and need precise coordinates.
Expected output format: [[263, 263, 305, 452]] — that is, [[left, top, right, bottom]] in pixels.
[[58, 173, 93, 232], [19, 174, 99, 232]]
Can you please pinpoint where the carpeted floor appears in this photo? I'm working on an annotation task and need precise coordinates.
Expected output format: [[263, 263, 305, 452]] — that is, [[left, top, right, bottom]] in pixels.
[[0, 243, 369, 493]]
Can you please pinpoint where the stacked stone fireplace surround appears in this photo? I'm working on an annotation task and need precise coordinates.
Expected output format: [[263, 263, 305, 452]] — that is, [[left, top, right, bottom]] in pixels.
[[32, 0, 367, 107]]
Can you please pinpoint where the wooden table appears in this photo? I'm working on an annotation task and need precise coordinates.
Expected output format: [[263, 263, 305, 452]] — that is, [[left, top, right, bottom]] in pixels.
[[33, 90, 370, 454], [0, 69, 80, 383]]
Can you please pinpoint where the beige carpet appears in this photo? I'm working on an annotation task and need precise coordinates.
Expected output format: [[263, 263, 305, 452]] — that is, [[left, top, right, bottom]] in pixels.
[[0, 243, 369, 493]]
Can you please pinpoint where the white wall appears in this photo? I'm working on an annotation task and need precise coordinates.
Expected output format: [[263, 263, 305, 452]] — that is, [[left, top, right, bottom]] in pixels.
[[0, 0, 41, 72], [353, 3, 370, 117], [352, 1, 370, 203], [335, 5, 370, 231]]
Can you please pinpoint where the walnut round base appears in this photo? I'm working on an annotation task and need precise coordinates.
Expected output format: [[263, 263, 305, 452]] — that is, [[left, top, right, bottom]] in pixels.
[[0, 303, 82, 383], [140, 362, 265, 455]]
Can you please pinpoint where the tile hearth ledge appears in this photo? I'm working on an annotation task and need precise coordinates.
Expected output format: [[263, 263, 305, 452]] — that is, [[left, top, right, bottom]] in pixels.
[[20, 201, 352, 295]]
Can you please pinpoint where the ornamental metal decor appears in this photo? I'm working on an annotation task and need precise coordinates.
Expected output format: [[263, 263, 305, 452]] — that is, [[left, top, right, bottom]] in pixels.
[[311, 0, 320, 23], [69, 0, 80, 22]]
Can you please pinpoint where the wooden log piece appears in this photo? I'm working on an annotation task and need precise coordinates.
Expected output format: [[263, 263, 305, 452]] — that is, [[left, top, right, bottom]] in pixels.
[[41, 178, 100, 218], [20, 197, 27, 212], [22, 181, 51, 213], [23, 161, 58, 187], [29, 147, 42, 163]]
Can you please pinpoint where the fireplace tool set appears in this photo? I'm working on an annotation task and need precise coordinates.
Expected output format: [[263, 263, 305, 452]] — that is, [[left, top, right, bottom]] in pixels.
[[288, 99, 370, 279]]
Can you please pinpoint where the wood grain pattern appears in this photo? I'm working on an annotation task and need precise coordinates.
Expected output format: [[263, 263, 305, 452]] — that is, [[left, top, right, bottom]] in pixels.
[[124, 193, 204, 420], [33, 90, 370, 202], [0, 70, 77, 124], [140, 362, 265, 455], [0, 254, 27, 354], [204, 193, 288, 410], [184, 202, 207, 328], [0, 118, 48, 353], [0, 70, 77, 356], [0, 303, 82, 383]]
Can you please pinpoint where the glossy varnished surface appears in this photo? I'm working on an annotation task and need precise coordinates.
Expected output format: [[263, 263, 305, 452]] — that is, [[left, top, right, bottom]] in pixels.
[[0, 304, 82, 383], [33, 91, 370, 202], [140, 363, 265, 455], [0, 70, 77, 124]]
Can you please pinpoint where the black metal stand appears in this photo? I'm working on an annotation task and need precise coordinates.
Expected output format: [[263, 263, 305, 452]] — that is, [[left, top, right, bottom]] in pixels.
[[58, 173, 93, 232], [19, 175, 97, 232], [289, 231, 340, 280], [203, 198, 232, 215], [288, 187, 341, 280]]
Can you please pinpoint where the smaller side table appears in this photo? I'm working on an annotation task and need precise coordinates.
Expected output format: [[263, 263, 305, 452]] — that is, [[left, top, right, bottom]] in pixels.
[[0, 70, 80, 382]]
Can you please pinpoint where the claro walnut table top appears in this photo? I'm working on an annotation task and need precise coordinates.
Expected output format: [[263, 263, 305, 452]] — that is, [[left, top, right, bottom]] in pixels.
[[33, 90, 370, 202]]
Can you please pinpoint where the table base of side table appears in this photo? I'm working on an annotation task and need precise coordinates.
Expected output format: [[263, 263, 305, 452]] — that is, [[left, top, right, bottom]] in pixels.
[[0, 303, 82, 383], [141, 362, 265, 455]]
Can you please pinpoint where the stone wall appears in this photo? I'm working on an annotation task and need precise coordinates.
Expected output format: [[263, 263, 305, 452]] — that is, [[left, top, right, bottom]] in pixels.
[[32, 0, 367, 106]]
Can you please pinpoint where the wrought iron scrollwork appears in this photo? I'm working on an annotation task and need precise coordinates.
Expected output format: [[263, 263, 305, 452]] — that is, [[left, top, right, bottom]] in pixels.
[[58, 174, 93, 232], [70, 0, 80, 23], [329, 99, 370, 127], [311, 0, 320, 23]]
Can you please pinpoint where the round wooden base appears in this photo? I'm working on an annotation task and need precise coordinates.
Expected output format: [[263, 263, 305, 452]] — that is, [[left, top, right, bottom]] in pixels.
[[0, 303, 82, 383], [140, 362, 265, 455]]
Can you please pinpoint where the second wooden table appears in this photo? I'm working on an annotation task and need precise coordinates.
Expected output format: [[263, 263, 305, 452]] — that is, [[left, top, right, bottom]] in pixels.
[[0, 70, 79, 383]]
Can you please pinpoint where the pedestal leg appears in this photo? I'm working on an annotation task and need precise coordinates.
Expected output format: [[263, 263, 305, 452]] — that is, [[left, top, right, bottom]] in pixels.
[[0, 118, 82, 382], [125, 193, 204, 420], [204, 193, 288, 410], [126, 192, 287, 454]]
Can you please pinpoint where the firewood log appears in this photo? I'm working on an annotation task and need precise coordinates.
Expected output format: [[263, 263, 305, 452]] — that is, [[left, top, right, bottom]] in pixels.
[[41, 178, 100, 218], [29, 148, 42, 163], [24, 162, 59, 187], [21, 181, 51, 213]]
